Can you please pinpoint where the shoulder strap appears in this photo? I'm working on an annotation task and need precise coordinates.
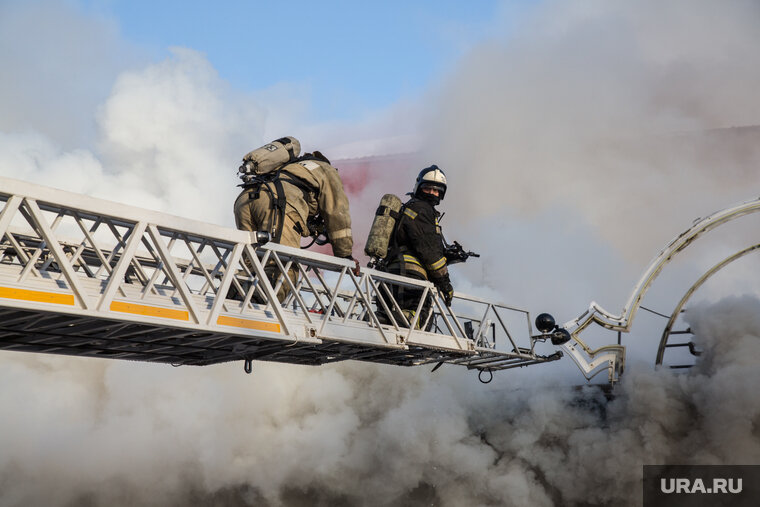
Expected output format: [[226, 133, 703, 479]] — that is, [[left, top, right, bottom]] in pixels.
[[270, 168, 288, 243], [386, 202, 409, 261], [280, 170, 319, 197], [375, 204, 401, 220], [238, 165, 321, 243]]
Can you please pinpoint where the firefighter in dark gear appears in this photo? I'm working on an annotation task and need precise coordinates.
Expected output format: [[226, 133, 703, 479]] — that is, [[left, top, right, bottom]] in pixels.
[[382, 165, 454, 328], [234, 137, 355, 301]]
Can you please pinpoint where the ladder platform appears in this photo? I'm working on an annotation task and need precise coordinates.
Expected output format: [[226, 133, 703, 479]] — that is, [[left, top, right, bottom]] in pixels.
[[0, 176, 559, 373]]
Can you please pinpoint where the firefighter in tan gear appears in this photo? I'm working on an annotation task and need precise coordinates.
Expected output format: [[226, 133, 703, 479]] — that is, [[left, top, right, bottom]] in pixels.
[[380, 165, 454, 328], [234, 136, 355, 300]]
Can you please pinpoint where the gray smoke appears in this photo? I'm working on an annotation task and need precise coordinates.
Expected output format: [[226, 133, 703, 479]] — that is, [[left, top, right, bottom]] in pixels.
[[420, 0, 760, 328], [1, 299, 758, 506], [425, 0, 760, 259], [1, 1, 760, 506]]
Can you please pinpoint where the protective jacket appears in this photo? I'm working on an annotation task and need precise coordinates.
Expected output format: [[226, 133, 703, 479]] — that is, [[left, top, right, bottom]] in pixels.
[[234, 156, 354, 258], [387, 197, 451, 289]]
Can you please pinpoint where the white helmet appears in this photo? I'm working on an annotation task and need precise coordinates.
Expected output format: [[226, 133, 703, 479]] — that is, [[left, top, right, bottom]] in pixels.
[[413, 165, 447, 202]]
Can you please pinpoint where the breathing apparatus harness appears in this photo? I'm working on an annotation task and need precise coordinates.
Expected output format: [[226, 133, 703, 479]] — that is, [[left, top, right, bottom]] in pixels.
[[238, 153, 329, 248]]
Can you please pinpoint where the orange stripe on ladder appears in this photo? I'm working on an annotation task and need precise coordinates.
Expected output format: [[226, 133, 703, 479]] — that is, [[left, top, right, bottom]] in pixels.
[[217, 315, 281, 333], [0, 286, 75, 306], [110, 301, 189, 321]]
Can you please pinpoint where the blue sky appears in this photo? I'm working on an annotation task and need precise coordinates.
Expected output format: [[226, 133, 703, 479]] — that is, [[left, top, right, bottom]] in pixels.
[[81, 0, 510, 121]]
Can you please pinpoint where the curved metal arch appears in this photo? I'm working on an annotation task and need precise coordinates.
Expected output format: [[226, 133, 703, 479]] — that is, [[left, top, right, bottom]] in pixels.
[[655, 242, 760, 366], [560, 196, 760, 382]]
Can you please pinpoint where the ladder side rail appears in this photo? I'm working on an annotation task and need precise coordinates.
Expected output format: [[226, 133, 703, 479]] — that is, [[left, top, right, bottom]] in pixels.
[[224, 247, 257, 314], [489, 305, 522, 354], [5, 230, 42, 280], [0, 176, 253, 247], [161, 232, 180, 288], [406, 285, 430, 331], [338, 273, 371, 325], [68, 244, 97, 279], [473, 303, 495, 349], [254, 248, 274, 312], [270, 254, 307, 319], [73, 215, 114, 279], [146, 224, 202, 324], [205, 242, 245, 326], [137, 230, 169, 300], [339, 273, 396, 342], [311, 266, 347, 320], [198, 257, 226, 296], [446, 297, 533, 354], [37, 210, 66, 272], [21, 202, 257, 308], [243, 243, 291, 336], [347, 269, 395, 344], [67, 214, 107, 277], [104, 220, 149, 286], [453, 292, 531, 314], [0, 195, 23, 243], [316, 268, 347, 336], [177, 235, 223, 293], [2, 179, 541, 364], [177, 234, 205, 289], [171, 233, 216, 295], [24, 198, 91, 309], [427, 292, 468, 350], [97, 221, 148, 311], [237, 275, 258, 313], [372, 277, 407, 330], [197, 239, 228, 296], [16, 204, 49, 283], [294, 263, 329, 314]]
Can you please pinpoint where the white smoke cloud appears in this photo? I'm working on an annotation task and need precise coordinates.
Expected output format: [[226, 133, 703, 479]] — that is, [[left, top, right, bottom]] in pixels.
[[419, 0, 760, 354], [96, 46, 271, 224], [2, 0, 760, 506], [425, 0, 760, 263], [0, 46, 278, 227], [0, 0, 140, 149]]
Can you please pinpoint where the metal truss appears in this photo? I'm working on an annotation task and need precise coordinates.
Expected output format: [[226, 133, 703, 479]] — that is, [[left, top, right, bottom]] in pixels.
[[562, 196, 760, 383], [0, 176, 560, 375], [655, 242, 760, 369]]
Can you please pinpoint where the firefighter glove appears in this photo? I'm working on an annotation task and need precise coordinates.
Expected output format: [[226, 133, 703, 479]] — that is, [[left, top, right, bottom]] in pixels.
[[438, 281, 454, 307]]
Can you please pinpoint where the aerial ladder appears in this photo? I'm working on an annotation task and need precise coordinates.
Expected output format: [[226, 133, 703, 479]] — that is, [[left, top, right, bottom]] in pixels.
[[3, 176, 758, 383], [0, 176, 565, 381]]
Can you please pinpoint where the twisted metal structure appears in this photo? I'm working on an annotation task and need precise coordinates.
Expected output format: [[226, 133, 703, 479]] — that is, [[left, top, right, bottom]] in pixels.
[[561, 196, 760, 382]]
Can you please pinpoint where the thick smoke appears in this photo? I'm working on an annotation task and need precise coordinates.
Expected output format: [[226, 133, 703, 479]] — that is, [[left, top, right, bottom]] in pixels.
[[0, 47, 271, 227], [1, 299, 758, 506], [421, 0, 760, 325], [1, 1, 760, 506], [428, 0, 760, 255]]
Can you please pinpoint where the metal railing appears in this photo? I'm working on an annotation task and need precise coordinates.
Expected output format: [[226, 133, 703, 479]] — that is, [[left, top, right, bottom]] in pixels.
[[0, 176, 561, 375]]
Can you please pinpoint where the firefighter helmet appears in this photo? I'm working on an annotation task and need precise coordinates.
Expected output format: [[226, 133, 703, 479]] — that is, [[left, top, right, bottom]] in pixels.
[[413, 165, 447, 202]]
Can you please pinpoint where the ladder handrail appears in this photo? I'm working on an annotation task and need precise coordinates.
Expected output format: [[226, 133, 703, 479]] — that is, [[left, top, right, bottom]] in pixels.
[[0, 175, 561, 374]]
